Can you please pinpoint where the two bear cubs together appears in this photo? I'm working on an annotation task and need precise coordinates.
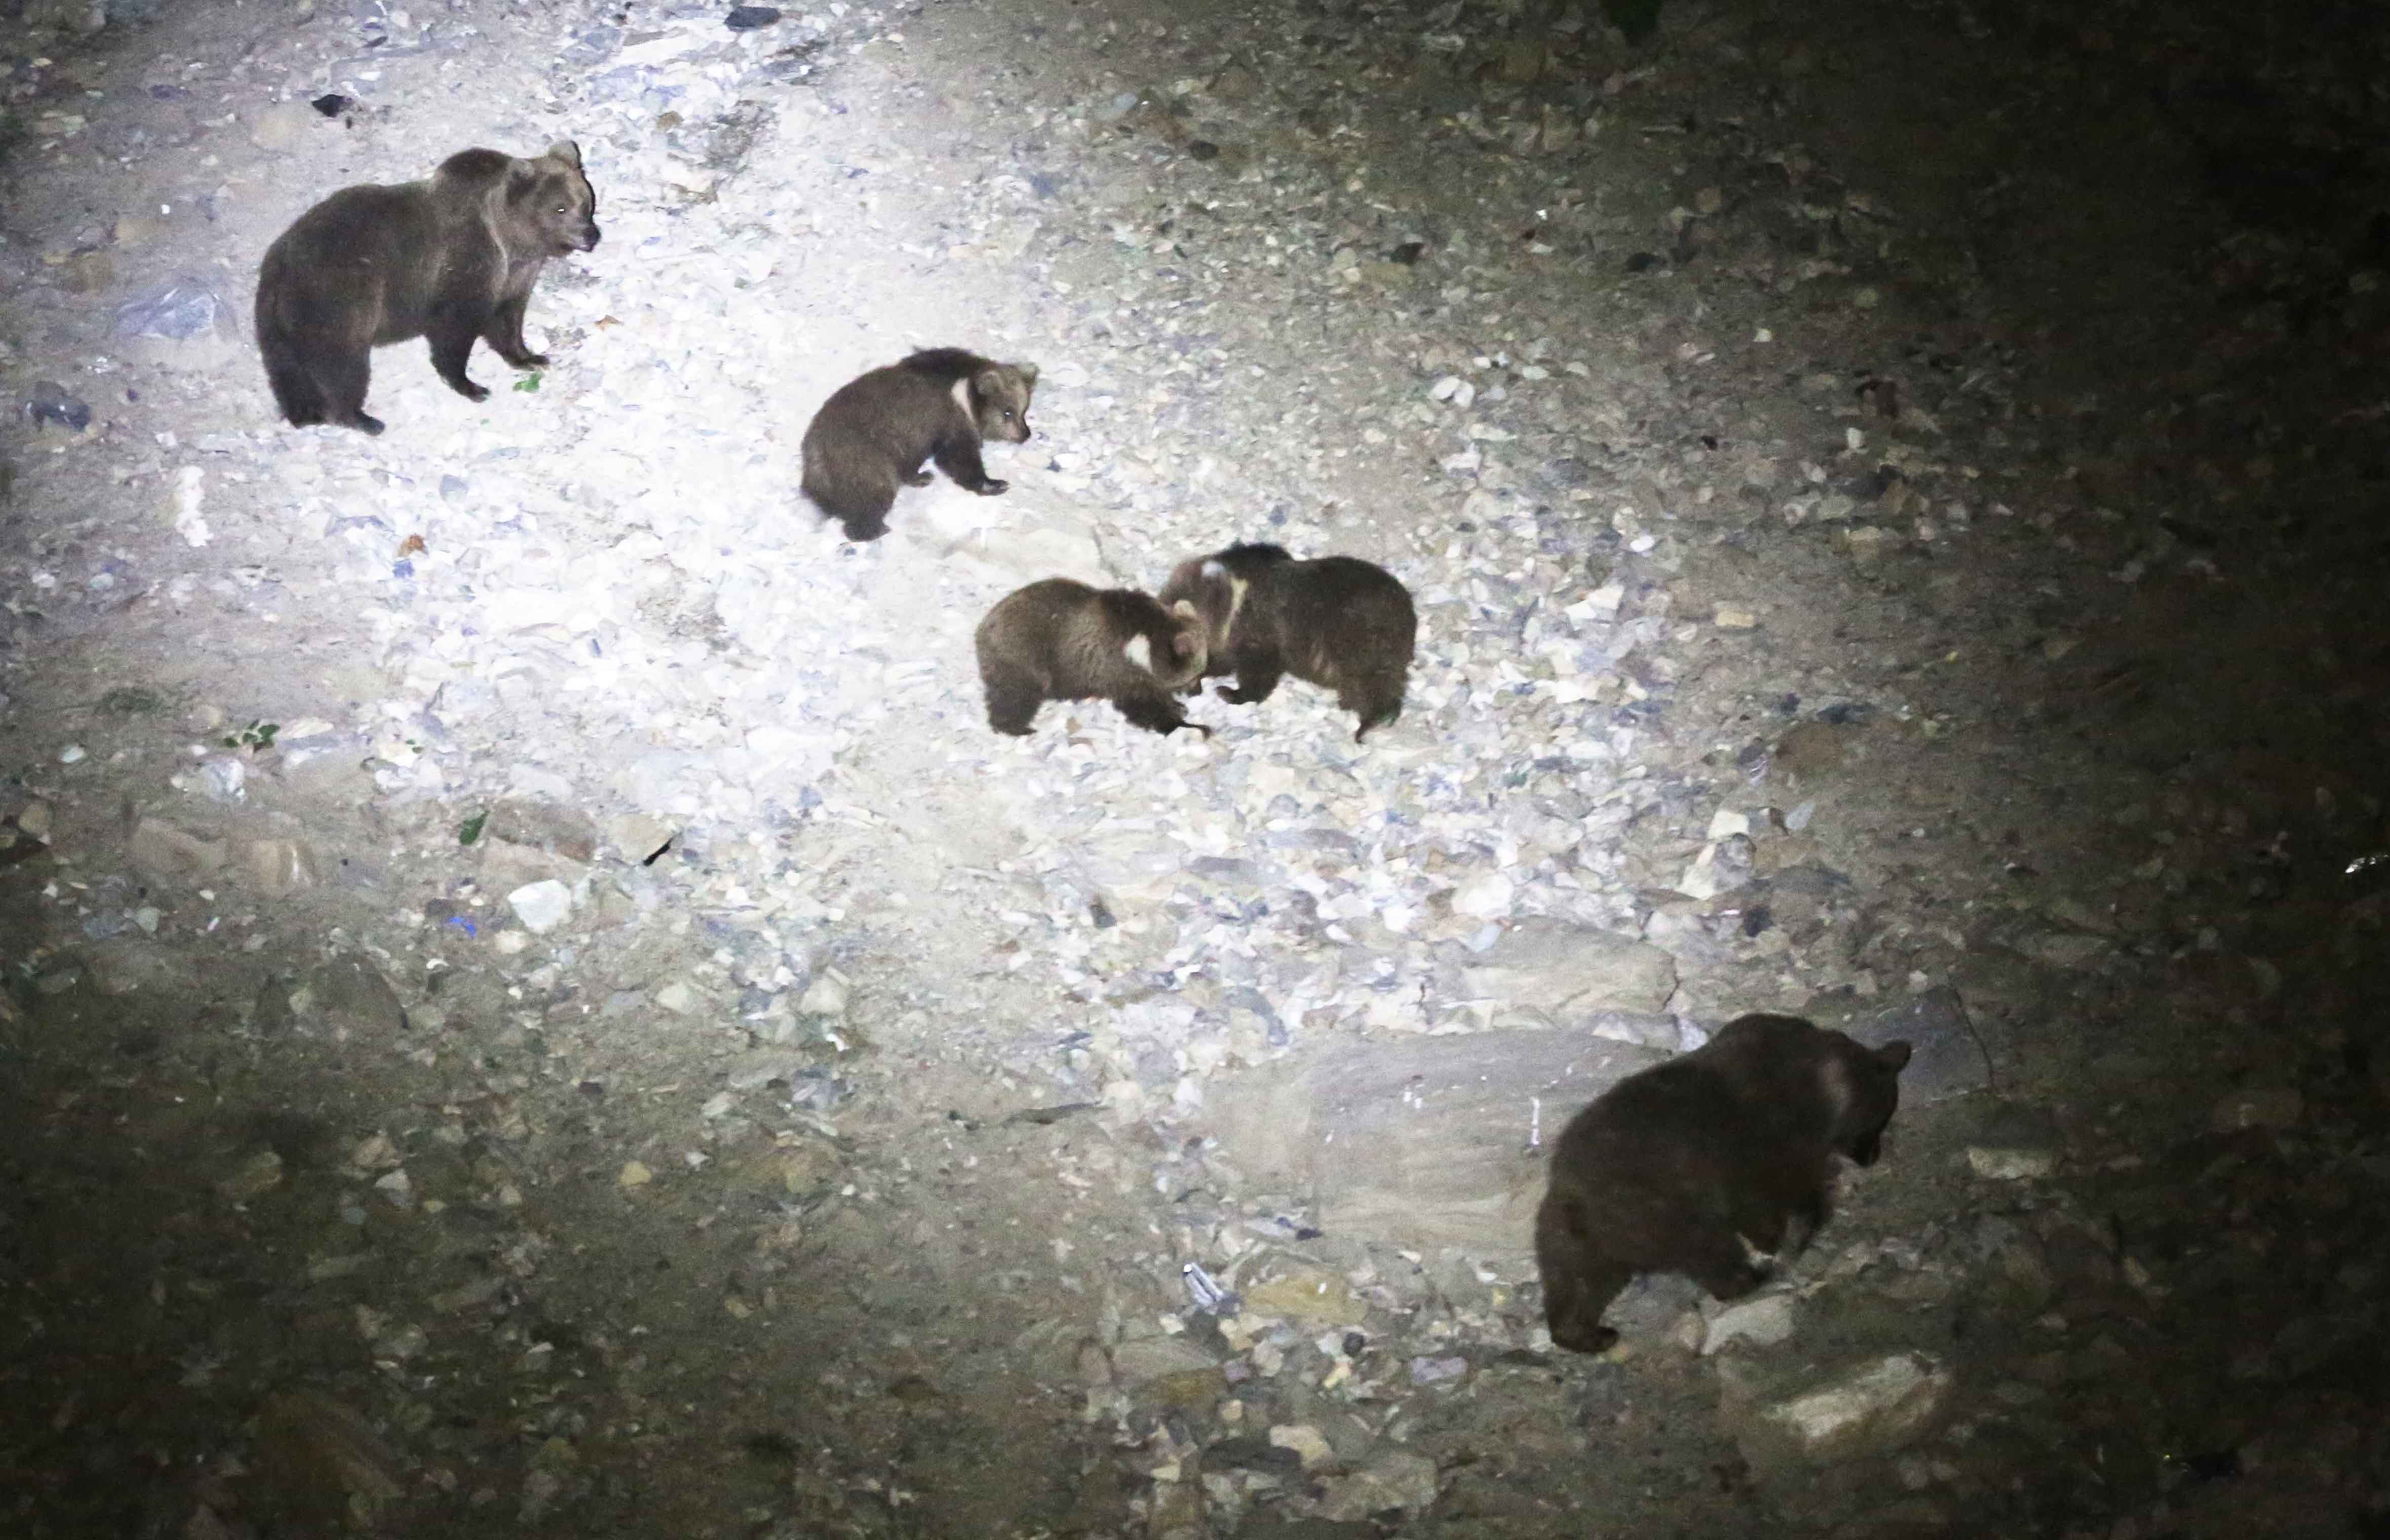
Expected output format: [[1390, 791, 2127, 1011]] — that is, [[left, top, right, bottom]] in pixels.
[[256, 143, 1419, 745], [976, 545, 1417, 744]]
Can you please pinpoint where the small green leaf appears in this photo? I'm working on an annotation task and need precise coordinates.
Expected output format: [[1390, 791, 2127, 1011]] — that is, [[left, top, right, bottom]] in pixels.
[[514, 373, 543, 394], [459, 812, 488, 846]]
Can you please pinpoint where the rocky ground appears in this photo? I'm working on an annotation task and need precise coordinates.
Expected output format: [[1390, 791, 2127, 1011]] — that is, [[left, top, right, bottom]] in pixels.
[[4, 0, 2387, 1533]]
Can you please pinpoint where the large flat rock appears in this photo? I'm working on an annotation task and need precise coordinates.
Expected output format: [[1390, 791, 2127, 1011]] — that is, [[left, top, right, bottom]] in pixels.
[[915, 479, 1115, 589], [1457, 918, 1679, 1025], [1203, 1029, 1670, 1259]]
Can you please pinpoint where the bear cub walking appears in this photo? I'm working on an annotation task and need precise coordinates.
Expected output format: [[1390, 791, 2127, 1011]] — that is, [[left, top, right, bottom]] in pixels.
[[1535, 1014, 1913, 1355], [1158, 543, 1416, 740], [975, 579, 1209, 738], [801, 349, 1039, 541], [255, 141, 600, 435]]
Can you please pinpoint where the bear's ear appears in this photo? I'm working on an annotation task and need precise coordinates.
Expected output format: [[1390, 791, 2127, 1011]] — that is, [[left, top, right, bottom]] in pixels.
[[1015, 362, 1039, 386], [1201, 560, 1226, 579], [546, 139, 583, 169], [1876, 1040, 1913, 1073]]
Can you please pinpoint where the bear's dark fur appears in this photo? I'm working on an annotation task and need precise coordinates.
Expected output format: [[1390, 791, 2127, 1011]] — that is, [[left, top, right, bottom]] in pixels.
[[975, 579, 1209, 738], [1157, 543, 1416, 740], [1535, 1014, 1913, 1354], [255, 141, 600, 435], [800, 349, 1038, 541]]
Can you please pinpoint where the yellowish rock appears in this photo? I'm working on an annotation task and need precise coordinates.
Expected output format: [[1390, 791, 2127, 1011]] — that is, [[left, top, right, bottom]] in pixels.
[[1245, 1267, 1366, 1328], [1142, 1368, 1227, 1410], [1267, 1423, 1333, 1469]]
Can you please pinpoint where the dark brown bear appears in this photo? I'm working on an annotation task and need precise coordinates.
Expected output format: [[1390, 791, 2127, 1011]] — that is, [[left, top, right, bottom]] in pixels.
[[255, 141, 600, 435], [1157, 543, 1416, 741], [799, 350, 1039, 542], [1534, 1014, 1912, 1355], [974, 579, 1210, 738]]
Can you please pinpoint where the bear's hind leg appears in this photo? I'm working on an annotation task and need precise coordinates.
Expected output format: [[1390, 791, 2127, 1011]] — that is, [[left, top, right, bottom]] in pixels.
[[979, 659, 1044, 736], [314, 349, 384, 436], [261, 345, 326, 427]]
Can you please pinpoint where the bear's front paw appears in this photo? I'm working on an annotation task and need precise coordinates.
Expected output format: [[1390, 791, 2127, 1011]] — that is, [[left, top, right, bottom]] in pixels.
[[1550, 1320, 1620, 1355]]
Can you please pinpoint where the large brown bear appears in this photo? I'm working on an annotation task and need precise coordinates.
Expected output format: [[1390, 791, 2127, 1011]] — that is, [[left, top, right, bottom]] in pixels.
[[255, 141, 600, 435], [1535, 1014, 1913, 1355]]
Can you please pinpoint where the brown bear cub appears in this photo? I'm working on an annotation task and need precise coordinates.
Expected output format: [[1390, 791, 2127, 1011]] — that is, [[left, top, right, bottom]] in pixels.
[[975, 579, 1210, 738], [1157, 544, 1416, 741], [800, 349, 1039, 541], [1535, 1014, 1913, 1355], [255, 141, 600, 435]]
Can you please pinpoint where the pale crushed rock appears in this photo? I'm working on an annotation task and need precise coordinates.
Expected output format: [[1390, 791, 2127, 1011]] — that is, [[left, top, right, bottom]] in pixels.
[[176, 6, 1769, 1154], [1702, 1291, 1798, 1355], [1315, 1449, 1440, 1520], [506, 878, 573, 934], [1721, 1351, 1955, 1472]]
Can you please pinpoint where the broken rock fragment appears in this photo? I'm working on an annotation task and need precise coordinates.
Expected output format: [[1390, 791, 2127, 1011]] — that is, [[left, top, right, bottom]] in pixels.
[[1460, 917, 1679, 1023], [508, 879, 573, 935], [1719, 1351, 1953, 1474]]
